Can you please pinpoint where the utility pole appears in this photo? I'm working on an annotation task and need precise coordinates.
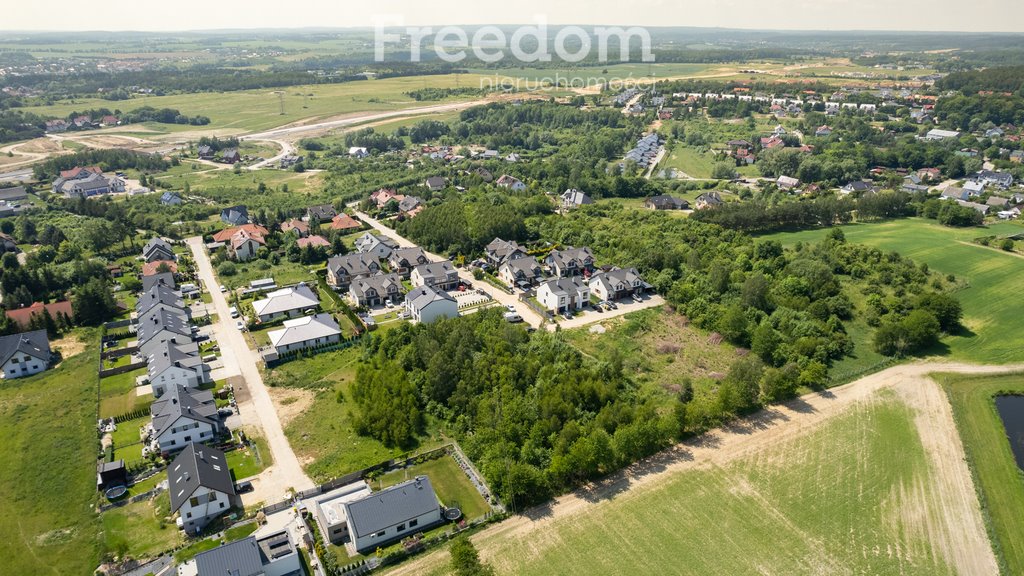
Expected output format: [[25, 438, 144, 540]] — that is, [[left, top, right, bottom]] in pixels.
[[275, 91, 285, 115]]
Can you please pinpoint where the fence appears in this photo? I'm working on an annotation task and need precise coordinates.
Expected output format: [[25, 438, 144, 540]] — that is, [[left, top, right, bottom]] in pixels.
[[98, 360, 147, 379], [103, 319, 135, 331]]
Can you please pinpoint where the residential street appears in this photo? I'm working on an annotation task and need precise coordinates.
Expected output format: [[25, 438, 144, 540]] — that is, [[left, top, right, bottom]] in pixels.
[[185, 237, 315, 504]]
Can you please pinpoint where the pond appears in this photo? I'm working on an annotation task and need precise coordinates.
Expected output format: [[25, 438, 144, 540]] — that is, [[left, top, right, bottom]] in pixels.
[[995, 395, 1024, 471]]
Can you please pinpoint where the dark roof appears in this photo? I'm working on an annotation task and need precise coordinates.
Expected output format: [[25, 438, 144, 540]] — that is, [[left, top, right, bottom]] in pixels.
[[193, 531, 296, 576], [0, 186, 27, 202], [307, 204, 337, 222], [136, 284, 184, 317], [645, 195, 687, 209], [220, 205, 249, 225], [388, 247, 428, 267], [344, 476, 440, 539], [135, 307, 191, 346], [167, 443, 236, 513], [0, 330, 50, 366], [150, 384, 217, 438], [142, 272, 177, 292]]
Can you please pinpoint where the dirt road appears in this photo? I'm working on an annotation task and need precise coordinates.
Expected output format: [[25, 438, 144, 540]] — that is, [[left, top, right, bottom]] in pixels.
[[385, 361, 1020, 576], [185, 237, 314, 504]]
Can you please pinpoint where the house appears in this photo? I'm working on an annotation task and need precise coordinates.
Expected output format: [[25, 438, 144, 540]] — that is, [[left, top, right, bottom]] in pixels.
[[496, 175, 527, 191], [56, 172, 123, 198], [150, 384, 220, 454], [143, 237, 175, 263], [167, 444, 239, 534], [424, 176, 446, 192], [485, 238, 527, 266], [398, 196, 424, 216], [355, 233, 398, 259], [0, 233, 15, 253], [252, 284, 320, 323], [268, 314, 342, 355], [964, 180, 986, 196], [475, 167, 494, 182], [814, 125, 832, 137], [297, 235, 330, 249], [971, 170, 1014, 189], [957, 200, 990, 215], [694, 191, 723, 210], [370, 188, 405, 209], [349, 146, 369, 158], [97, 460, 127, 491], [0, 330, 50, 379], [561, 189, 594, 209], [726, 139, 751, 149], [505, 152, 521, 163], [143, 272, 177, 292], [985, 127, 1005, 138], [220, 148, 241, 164], [404, 285, 459, 324], [387, 247, 429, 278], [5, 301, 73, 330], [146, 342, 211, 398], [0, 186, 28, 202], [136, 307, 192, 349], [307, 204, 337, 223], [230, 229, 265, 262], [759, 136, 784, 149], [986, 196, 1010, 209], [220, 206, 249, 226], [1010, 150, 1024, 163], [498, 257, 542, 289], [142, 259, 179, 277], [536, 277, 590, 314], [178, 530, 302, 576], [136, 284, 185, 318], [918, 167, 942, 181], [925, 129, 960, 140], [161, 191, 183, 206], [589, 268, 650, 302], [777, 175, 800, 190], [941, 187, 971, 202], [545, 247, 595, 278], [840, 180, 877, 195], [349, 273, 404, 307], [197, 145, 214, 160], [410, 261, 459, 291], [329, 213, 362, 232], [998, 206, 1021, 219], [212, 224, 268, 244], [326, 254, 380, 289], [644, 195, 688, 210], [343, 476, 443, 554]]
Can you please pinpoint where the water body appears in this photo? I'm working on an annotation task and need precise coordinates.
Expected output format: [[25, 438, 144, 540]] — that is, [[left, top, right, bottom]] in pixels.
[[995, 395, 1024, 471]]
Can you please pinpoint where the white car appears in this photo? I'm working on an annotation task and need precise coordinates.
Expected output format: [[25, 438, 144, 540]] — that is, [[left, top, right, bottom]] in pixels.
[[235, 320, 245, 330], [219, 284, 227, 293], [505, 304, 517, 313]]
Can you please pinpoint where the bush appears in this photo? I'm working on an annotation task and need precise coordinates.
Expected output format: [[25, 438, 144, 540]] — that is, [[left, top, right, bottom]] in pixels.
[[217, 261, 237, 277]]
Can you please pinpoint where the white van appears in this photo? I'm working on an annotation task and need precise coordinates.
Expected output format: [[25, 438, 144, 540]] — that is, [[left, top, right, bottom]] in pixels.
[[229, 306, 239, 318], [504, 312, 523, 323]]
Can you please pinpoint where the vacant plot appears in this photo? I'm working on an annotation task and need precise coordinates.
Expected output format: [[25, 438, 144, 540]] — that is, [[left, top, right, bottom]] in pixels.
[[99, 367, 151, 418], [937, 372, 1024, 574], [761, 218, 1024, 364], [377, 455, 490, 522], [101, 494, 181, 561], [0, 347, 102, 575]]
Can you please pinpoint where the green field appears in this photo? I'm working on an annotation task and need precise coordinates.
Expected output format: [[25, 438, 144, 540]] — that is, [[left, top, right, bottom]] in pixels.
[[20, 74, 491, 134], [761, 218, 1024, 363], [377, 455, 490, 522], [101, 495, 181, 561], [0, 345, 102, 575], [937, 372, 1024, 575], [419, 390, 960, 575]]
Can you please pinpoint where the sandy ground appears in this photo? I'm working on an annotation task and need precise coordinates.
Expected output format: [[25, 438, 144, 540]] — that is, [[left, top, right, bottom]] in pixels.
[[51, 332, 88, 360], [267, 387, 315, 427], [385, 361, 1020, 576]]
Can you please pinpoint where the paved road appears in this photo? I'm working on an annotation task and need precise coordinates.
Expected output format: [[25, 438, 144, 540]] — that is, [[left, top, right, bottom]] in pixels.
[[186, 237, 315, 504], [352, 209, 547, 329]]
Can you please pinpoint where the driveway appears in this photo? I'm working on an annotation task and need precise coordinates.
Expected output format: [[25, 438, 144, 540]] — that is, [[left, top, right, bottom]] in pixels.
[[554, 294, 666, 331], [186, 237, 315, 505], [352, 209, 547, 329]]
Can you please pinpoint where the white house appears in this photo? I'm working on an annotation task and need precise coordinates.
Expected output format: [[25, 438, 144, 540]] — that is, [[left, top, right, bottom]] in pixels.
[[343, 476, 443, 554], [0, 330, 50, 379], [167, 444, 239, 534], [354, 233, 398, 259], [498, 257, 542, 288], [143, 237, 175, 263], [310, 481, 373, 546], [252, 283, 320, 323], [404, 285, 458, 324], [267, 314, 342, 355], [326, 253, 380, 289], [349, 273, 404, 307], [589, 268, 650, 302], [147, 341, 211, 398], [410, 261, 460, 291], [150, 384, 221, 454], [178, 530, 302, 576], [536, 277, 590, 314], [495, 174, 527, 191], [230, 229, 265, 262]]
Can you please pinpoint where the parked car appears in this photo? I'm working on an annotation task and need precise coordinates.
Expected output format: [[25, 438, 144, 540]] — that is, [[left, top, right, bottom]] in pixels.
[[219, 284, 227, 293], [235, 320, 245, 330], [234, 480, 254, 493], [606, 301, 618, 310], [631, 293, 643, 303], [229, 306, 239, 318], [562, 311, 574, 320], [505, 304, 517, 313], [504, 312, 523, 323]]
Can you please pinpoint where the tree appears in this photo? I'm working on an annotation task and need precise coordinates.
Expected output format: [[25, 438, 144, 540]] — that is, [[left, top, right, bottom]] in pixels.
[[449, 537, 494, 576], [914, 292, 962, 332], [72, 277, 117, 326], [711, 162, 737, 180]]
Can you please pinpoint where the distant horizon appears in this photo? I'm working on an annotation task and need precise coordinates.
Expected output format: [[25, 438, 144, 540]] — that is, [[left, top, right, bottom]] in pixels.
[[2, 0, 1024, 35]]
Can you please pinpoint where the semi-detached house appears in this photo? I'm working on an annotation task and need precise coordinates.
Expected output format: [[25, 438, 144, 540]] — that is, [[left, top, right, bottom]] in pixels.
[[168, 444, 239, 534]]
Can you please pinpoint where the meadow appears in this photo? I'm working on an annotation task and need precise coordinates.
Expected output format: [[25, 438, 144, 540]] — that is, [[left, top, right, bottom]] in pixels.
[[761, 218, 1024, 364], [937, 372, 1024, 575]]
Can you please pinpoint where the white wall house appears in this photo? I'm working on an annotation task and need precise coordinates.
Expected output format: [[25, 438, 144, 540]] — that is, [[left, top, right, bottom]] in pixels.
[[150, 386, 220, 454], [404, 286, 459, 324], [343, 476, 443, 554], [0, 330, 50, 379], [589, 268, 649, 302], [536, 277, 589, 313], [267, 314, 342, 355], [168, 444, 239, 535], [252, 283, 320, 323]]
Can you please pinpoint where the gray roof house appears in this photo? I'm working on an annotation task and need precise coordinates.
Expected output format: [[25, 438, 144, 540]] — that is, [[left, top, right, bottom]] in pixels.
[[589, 267, 651, 302], [498, 256, 542, 288], [355, 233, 399, 259], [150, 384, 220, 453], [182, 530, 302, 576], [220, 205, 249, 226], [644, 195, 688, 210], [485, 238, 527, 265], [267, 313, 342, 355], [160, 191, 182, 206], [143, 237, 175, 263], [326, 253, 381, 289], [307, 204, 338, 222], [349, 273, 404, 307], [545, 247, 595, 277], [424, 176, 446, 192], [0, 186, 28, 202], [167, 444, 239, 533], [0, 330, 51, 380], [343, 476, 443, 554], [561, 188, 594, 209], [251, 283, 320, 323], [398, 196, 423, 214], [142, 271, 177, 292], [136, 307, 192, 348], [146, 341, 211, 398], [136, 284, 185, 317], [941, 187, 970, 202], [404, 285, 459, 324], [410, 261, 460, 291], [387, 247, 429, 278]]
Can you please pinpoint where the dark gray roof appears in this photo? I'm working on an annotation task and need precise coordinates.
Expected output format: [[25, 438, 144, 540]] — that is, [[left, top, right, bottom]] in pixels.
[[136, 307, 191, 346], [344, 476, 440, 539], [485, 238, 525, 263], [167, 443, 236, 513], [388, 247, 428, 268], [546, 247, 593, 271], [136, 284, 184, 317], [412, 261, 457, 282], [307, 204, 337, 222], [142, 272, 177, 292], [327, 253, 378, 279], [151, 384, 217, 438], [0, 186, 27, 202], [146, 340, 206, 380], [501, 256, 541, 277], [143, 237, 174, 260], [220, 205, 249, 225], [350, 273, 403, 299], [0, 330, 50, 366], [194, 536, 264, 576]]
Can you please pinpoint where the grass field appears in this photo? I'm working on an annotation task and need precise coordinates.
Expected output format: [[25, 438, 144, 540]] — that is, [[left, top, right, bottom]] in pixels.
[[760, 218, 1024, 364], [99, 367, 151, 418], [101, 494, 181, 561], [416, 390, 960, 575], [0, 346, 102, 575], [937, 372, 1024, 575], [376, 455, 490, 522]]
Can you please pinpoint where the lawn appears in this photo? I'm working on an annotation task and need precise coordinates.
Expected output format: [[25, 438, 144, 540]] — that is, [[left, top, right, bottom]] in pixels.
[[173, 522, 259, 563], [376, 455, 490, 522], [937, 371, 1024, 575], [218, 258, 317, 290], [101, 494, 182, 561], [0, 345, 103, 575], [414, 390, 962, 576], [760, 218, 1024, 363], [99, 367, 152, 418], [274, 347, 446, 482], [226, 434, 273, 481], [661, 144, 717, 178]]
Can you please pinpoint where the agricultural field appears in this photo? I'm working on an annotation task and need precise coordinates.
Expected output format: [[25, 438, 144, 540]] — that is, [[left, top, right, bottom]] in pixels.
[[0, 343, 102, 575], [760, 218, 1024, 364], [937, 372, 1024, 575], [389, 383, 991, 576]]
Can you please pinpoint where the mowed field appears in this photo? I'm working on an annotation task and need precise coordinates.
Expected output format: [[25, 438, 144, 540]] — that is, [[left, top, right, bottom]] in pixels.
[[387, 370, 998, 576], [0, 336, 101, 575], [937, 372, 1024, 575], [18, 74, 492, 134], [761, 218, 1024, 364]]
